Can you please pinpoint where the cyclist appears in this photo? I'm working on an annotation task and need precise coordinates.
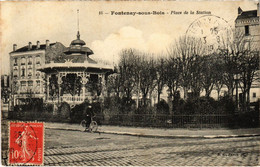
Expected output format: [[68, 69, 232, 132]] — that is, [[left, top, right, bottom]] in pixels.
[[84, 105, 94, 131]]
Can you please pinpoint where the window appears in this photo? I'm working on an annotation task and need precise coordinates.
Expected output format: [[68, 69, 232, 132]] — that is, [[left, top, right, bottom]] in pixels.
[[245, 25, 249, 36], [36, 56, 41, 64], [13, 81, 18, 93], [28, 68, 32, 77], [36, 72, 41, 78], [36, 80, 41, 93], [28, 81, 33, 93], [36, 80, 40, 86], [14, 58, 18, 66], [20, 81, 26, 93], [13, 69, 18, 77], [28, 56, 32, 65], [21, 68, 25, 77], [28, 81, 33, 87], [21, 57, 26, 65], [253, 92, 256, 98], [21, 81, 26, 86]]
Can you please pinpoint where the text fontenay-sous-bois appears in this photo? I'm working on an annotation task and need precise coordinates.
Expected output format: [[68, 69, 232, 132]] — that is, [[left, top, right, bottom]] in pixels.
[[98, 10, 212, 16]]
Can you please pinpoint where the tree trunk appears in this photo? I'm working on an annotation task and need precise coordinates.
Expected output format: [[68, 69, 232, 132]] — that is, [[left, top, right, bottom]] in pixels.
[[137, 87, 140, 108], [227, 84, 234, 97], [217, 89, 221, 100], [149, 91, 153, 107], [143, 96, 147, 107], [193, 88, 200, 99], [157, 90, 161, 104], [246, 88, 250, 112], [183, 87, 188, 100], [116, 91, 120, 98], [241, 91, 247, 112], [168, 95, 173, 116], [205, 88, 210, 98]]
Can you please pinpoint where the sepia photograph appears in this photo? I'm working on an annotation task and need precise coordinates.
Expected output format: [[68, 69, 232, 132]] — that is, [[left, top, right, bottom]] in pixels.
[[1, 0, 260, 166]]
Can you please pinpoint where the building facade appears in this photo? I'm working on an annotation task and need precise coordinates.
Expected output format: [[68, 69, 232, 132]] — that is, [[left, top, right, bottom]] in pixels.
[[1, 74, 10, 118], [235, 3, 260, 50], [235, 3, 260, 103], [1, 74, 10, 103], [10, 41, 55, 105]]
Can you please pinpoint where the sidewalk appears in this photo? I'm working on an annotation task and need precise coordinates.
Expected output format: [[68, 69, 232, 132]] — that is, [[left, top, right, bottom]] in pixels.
[[45, 122, 260, 139]]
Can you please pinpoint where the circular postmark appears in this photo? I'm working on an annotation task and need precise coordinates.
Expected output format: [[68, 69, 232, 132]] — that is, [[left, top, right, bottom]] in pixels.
[[185, 15, 232, 54]]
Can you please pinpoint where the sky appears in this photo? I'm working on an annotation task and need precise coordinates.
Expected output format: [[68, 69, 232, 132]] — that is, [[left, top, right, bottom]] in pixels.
[[0, 1, 258, 74]]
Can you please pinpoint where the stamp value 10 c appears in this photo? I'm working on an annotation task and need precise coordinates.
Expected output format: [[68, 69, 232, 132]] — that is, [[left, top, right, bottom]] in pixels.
[[8, 122, 44, 165]]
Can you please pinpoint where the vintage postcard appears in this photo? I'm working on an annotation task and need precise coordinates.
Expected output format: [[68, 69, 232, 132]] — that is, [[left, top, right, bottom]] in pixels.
[[1, 0, 259, 166]]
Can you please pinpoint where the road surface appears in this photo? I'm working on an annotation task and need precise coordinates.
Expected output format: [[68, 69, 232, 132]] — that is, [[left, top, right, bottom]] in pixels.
[[1, 121, 259, 166]]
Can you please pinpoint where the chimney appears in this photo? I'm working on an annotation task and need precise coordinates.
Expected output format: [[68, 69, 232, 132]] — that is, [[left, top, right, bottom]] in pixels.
[[238, 7, 243, 15], [257, 3, 259, 16], [46, 40, 50, 47], [28, 42, 32, 50], [13, 44, 17, 51], [36, 41, 40, 49]]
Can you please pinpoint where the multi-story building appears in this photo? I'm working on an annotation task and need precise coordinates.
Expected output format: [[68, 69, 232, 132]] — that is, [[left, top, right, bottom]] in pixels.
[[235, 3, 260, 50], [9, 40, 65, 106], [235, 3, 260, 103]]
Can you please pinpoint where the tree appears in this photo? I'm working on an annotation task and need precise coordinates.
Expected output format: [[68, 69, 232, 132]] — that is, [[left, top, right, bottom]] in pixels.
[[200, 54, 221, 98], [189, 54, 203, 98], [106, 69, 121, 98], [154, 57, 167, 104], [220, 49, 238, 97], [132, 52, 142, 108], [139, 55, 157, 106], [237, 50, 259, 111], [174, 36, 206, 99], [165, 56, 181, 102], [118, 49, 138, 103], [219, 28, 259, 111], [213, 55, 225, 100]]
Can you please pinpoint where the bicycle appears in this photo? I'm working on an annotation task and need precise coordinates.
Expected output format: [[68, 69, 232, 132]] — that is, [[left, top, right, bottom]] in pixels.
[[80, 116, 98, 133]]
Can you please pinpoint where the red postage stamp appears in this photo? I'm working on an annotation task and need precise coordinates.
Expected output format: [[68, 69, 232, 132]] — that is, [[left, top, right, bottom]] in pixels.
[[8, 122, 44, 165]]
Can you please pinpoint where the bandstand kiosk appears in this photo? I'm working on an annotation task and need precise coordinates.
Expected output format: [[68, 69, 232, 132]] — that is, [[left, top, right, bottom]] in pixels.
[[39, 31, 113, 108]]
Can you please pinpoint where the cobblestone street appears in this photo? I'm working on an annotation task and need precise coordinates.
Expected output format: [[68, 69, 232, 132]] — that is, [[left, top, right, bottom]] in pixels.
[[1, 122, 260, 166]]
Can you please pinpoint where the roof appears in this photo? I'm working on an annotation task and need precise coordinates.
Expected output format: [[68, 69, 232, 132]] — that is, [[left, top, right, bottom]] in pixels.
[[71, 31, 86, 46], [71, 39, 86, 46], [64, 31, 94, 56], [236, 10, 258, 20], [10, 43, 56, 53], [38, 61, 114, 73], [63, 46, 94, 55], [86, 57, 97, 64]]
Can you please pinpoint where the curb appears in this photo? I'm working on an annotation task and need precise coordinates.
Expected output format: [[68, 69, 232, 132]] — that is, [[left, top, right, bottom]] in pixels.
[[45, 126, 260, 139], [45, 127, 81, 131], [98, 130, 260, 139]]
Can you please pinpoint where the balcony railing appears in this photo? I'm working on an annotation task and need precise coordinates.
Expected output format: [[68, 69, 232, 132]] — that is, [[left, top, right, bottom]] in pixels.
[[47, 95, 84, 104]]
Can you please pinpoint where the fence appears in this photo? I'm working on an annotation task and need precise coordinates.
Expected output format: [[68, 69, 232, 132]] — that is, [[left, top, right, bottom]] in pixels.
[[96, 114, 233, 128], [8, 110, 232, 128]]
